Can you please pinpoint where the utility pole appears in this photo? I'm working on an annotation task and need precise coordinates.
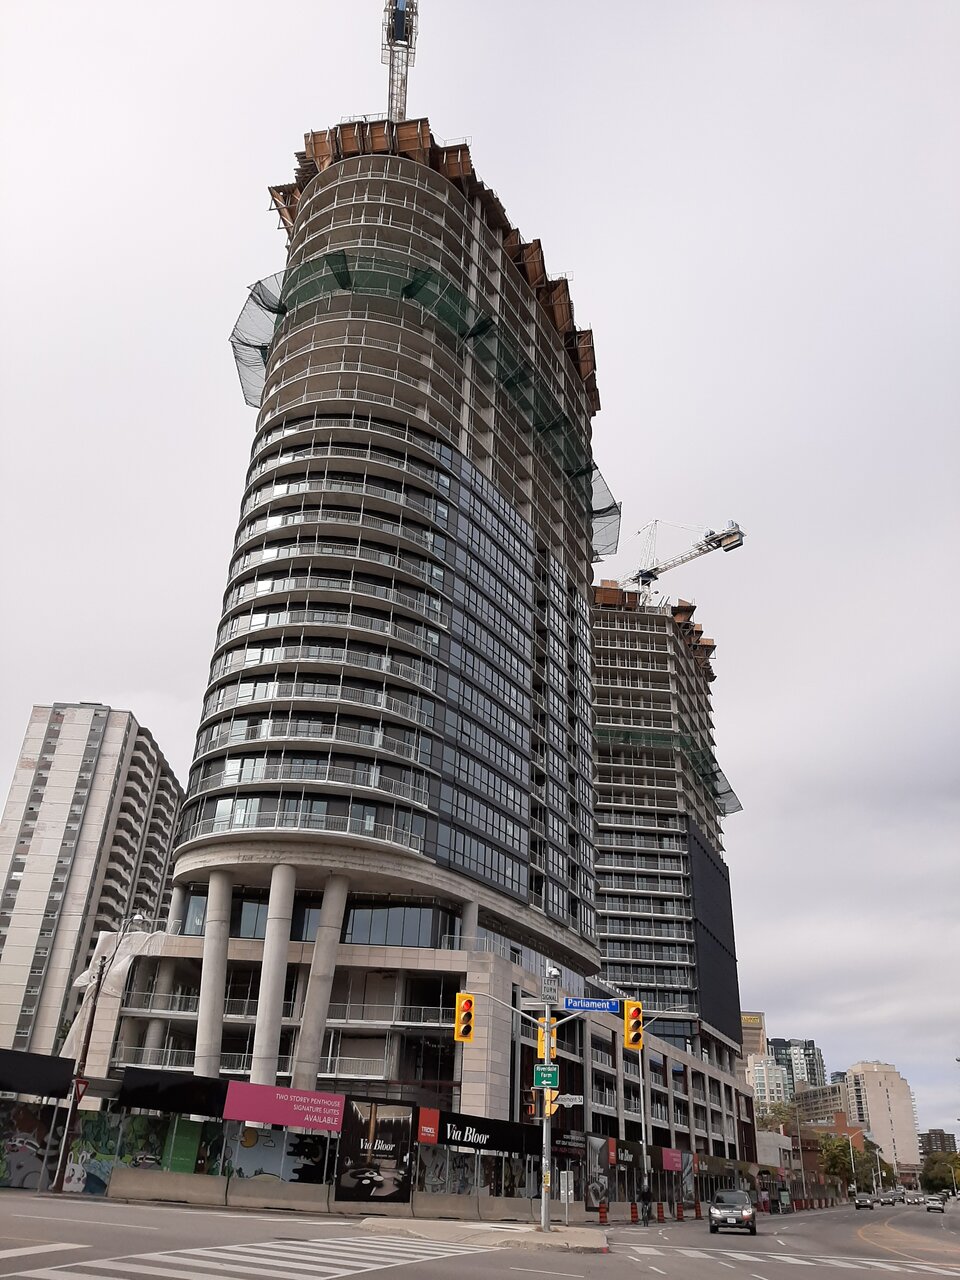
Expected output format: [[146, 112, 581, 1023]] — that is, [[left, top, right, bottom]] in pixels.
[[51, 955, 106, 1194]]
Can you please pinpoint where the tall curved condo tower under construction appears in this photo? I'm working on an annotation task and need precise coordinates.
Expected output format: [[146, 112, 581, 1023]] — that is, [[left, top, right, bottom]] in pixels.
[[109, 118, 620, 1118]]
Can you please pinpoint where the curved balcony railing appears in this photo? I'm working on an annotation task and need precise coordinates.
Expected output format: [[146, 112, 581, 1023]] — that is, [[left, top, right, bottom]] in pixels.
[[223, 570, 445, 626], [241, 474, 443, 524], [188, 763, 429, 808], [232, 519, 439, 575], [195, 719, 425, 763], [248, 439, 446, 491], [209, 644, 435, 691], [177, 808, 424, 854], [215, 607, 438, 655], [253, 412, 448, 464], [201, 681, 434, 729]]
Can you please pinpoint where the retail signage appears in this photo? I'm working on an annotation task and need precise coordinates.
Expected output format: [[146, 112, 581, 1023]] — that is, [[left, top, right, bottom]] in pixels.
[[417, 1106, 537, 1154], [662, 1147, 683, 1171], [562, 997, 621, 1013], [418, 1107, 440, 1145], [223, 1081, 345, 1132]]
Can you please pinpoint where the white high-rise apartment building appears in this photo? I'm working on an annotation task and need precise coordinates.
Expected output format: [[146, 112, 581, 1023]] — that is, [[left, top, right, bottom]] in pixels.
[[845, 1061, 921, 1170], [747, 1054, 790, 1108], [0, 703, 182, 1054]]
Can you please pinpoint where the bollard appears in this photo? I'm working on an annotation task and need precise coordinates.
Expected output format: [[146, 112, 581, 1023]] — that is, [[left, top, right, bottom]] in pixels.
[[657, 1201, 665, 1224], [598, 1200, 608, 1225], [631, 1202, 639, 1224], [676, 1200, 684, 1221], [694, 1201, 702, 1220]]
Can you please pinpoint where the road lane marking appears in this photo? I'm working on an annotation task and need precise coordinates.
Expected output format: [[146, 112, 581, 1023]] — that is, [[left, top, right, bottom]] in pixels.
[[715, 1263, 736, 1269], [777, 1258, 817, 1266], [509, 1270, 585, 1278], [649, 1269, 667, 1275], [15, 1215, 161, 1230], [0, 1244, 87, 1260], [751, 1274, 772, 1279]]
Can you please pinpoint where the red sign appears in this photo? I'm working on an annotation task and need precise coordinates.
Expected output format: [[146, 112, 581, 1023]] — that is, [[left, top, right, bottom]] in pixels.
[[662, 1148, 682, 1171], [75, 1078, 89, 1101], [418, 1106, 440, 1145], [608, 1138, 618, 1165], [223, 1082, 345, 1132]]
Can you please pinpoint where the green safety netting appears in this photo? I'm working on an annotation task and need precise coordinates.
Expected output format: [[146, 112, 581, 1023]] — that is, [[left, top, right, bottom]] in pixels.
[[229, 251, 621, 557], [595, 725, 743, 817]]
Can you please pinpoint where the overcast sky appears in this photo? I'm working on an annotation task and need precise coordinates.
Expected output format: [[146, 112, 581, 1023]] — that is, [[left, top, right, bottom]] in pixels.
[[1, 1, 957, 1134]]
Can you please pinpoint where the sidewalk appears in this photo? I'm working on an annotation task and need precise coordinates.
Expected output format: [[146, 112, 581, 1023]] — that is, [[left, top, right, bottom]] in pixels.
[[356, 1215, 610, 1252]]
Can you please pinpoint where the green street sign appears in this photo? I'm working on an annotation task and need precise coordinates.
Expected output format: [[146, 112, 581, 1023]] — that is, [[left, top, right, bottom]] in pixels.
[[534, 1063, 560, 1089]]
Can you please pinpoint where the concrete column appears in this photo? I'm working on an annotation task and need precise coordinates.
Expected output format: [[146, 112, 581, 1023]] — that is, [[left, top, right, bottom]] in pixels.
[[292, 875, 349, 1090], [143, 958, 177, 1052], [167, 883, 188, 935], [250, 862, 296, 1086], [194, 870, 232, 1077], [460, 900, 479, 946]]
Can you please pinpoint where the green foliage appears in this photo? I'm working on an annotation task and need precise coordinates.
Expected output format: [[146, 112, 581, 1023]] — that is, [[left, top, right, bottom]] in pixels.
[[921, 1153, 960, 1193], [817, 1134, 877, 1190], [757, 1102, 798, 1132]]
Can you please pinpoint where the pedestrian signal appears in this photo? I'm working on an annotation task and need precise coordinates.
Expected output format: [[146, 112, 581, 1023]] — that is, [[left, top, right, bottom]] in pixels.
[[537, 1016, 557, 1060], [454, 992, 476, 1043], [624, 1001, 643, 1050]]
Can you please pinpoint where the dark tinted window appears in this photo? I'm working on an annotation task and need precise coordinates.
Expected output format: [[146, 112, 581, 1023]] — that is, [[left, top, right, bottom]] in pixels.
[[714, 1191, 750, 1206]]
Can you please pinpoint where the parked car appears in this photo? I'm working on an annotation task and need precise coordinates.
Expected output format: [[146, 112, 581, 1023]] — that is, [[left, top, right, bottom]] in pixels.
[[855, 1193, 875, 1210], [709, 1189, 757, 1235], [926, 1196, 945, 1213]]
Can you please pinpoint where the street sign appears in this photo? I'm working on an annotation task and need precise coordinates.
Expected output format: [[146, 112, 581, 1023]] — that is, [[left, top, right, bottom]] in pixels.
[[541, 978, 560, 1002], [75, 1078, 89, 1101], [533, 1063, 560, 1089], [563, 997, 621, 1012], [554, 1093, 583, 1107], [559, 1170, 575, 1203]]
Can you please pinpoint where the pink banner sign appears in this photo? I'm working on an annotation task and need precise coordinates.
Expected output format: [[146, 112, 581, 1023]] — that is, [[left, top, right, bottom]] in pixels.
[[662, 1148, 683, 1171], [223, 1081, 345, 1132]]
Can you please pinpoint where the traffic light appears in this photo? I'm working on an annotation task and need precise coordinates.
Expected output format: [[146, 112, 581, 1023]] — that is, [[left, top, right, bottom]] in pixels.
[[537, 1016, 557, 1060], [624, 1000, 643, 1050], [523, 1088, 538, 1120], [543, 1088, 560, 1117], [454, 991, 476, 1043]]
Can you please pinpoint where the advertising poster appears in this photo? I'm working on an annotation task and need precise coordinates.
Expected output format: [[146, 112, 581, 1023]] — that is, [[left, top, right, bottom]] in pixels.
[[334, 1098, 413, 1202], [585, 1133, 610, 1209]]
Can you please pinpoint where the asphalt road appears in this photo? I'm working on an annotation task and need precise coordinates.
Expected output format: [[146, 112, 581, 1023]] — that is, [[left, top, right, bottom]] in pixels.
[[0, 1193, 954, 1280]]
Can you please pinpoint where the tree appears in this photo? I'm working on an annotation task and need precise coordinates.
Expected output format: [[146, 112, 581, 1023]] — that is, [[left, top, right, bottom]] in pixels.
[[818, 1135, 878, 1191], [921, 1153, 960, 1193], [757, 1101, 798, 1133]]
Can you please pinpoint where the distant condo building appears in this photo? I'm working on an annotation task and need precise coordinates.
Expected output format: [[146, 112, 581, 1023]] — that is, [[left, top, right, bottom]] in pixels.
[[592, 586, 743, 1064], [845, 1061, 921, 1170], [747, 1053, 790, 1109], [0, 703, 182, 1054], [768, 1036, 827, 1098], [919, 1129, 957, 1156]]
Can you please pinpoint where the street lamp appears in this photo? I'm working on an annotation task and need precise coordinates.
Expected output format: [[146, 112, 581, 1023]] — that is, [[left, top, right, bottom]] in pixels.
[[50, 913, 145, 1193]]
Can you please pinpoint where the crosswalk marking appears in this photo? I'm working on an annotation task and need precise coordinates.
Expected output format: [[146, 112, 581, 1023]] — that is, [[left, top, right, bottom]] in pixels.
[[627, 1246, 960, 1276], [0, 1246, 85, 1261], [14, 1233, 498, 1280]]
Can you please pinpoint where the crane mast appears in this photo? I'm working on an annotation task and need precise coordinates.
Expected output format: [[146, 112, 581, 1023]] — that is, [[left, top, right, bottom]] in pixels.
[[631, 521, 745, 601], [382, 0, 419, 123]]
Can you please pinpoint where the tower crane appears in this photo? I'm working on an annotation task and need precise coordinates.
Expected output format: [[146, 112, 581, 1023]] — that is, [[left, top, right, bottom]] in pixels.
[[629, 521, 745, 601], [382, 0, 419, 123]]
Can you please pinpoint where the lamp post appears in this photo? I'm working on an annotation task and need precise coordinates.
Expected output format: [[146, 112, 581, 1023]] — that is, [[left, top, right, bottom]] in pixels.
[[50, 913, 144, 1193], [847, 1132, 858, 1196]]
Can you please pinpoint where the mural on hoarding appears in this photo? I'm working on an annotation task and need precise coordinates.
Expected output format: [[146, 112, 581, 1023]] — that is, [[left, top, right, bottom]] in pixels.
[[0, 1103, 59, 1190], [219, 1121, 333, 1183], [334, 1099, 413, 1202]]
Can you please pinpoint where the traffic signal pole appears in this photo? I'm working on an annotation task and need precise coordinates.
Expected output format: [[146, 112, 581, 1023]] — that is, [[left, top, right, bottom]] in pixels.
[[541, 995, 553, 1232]]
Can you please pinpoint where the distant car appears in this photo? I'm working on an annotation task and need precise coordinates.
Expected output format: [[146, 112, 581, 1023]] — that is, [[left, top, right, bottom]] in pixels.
[[855, 1193, 875, 1210], [926, 1196, 945, 1213], [709, 1189, 757, 1235], [880, 1193, 895, 1205]]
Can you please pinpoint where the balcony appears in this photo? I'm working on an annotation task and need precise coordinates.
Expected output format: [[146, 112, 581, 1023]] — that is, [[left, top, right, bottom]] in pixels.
[[591, 1090, 617, 1111], [327, 1002, 453, 1026]]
